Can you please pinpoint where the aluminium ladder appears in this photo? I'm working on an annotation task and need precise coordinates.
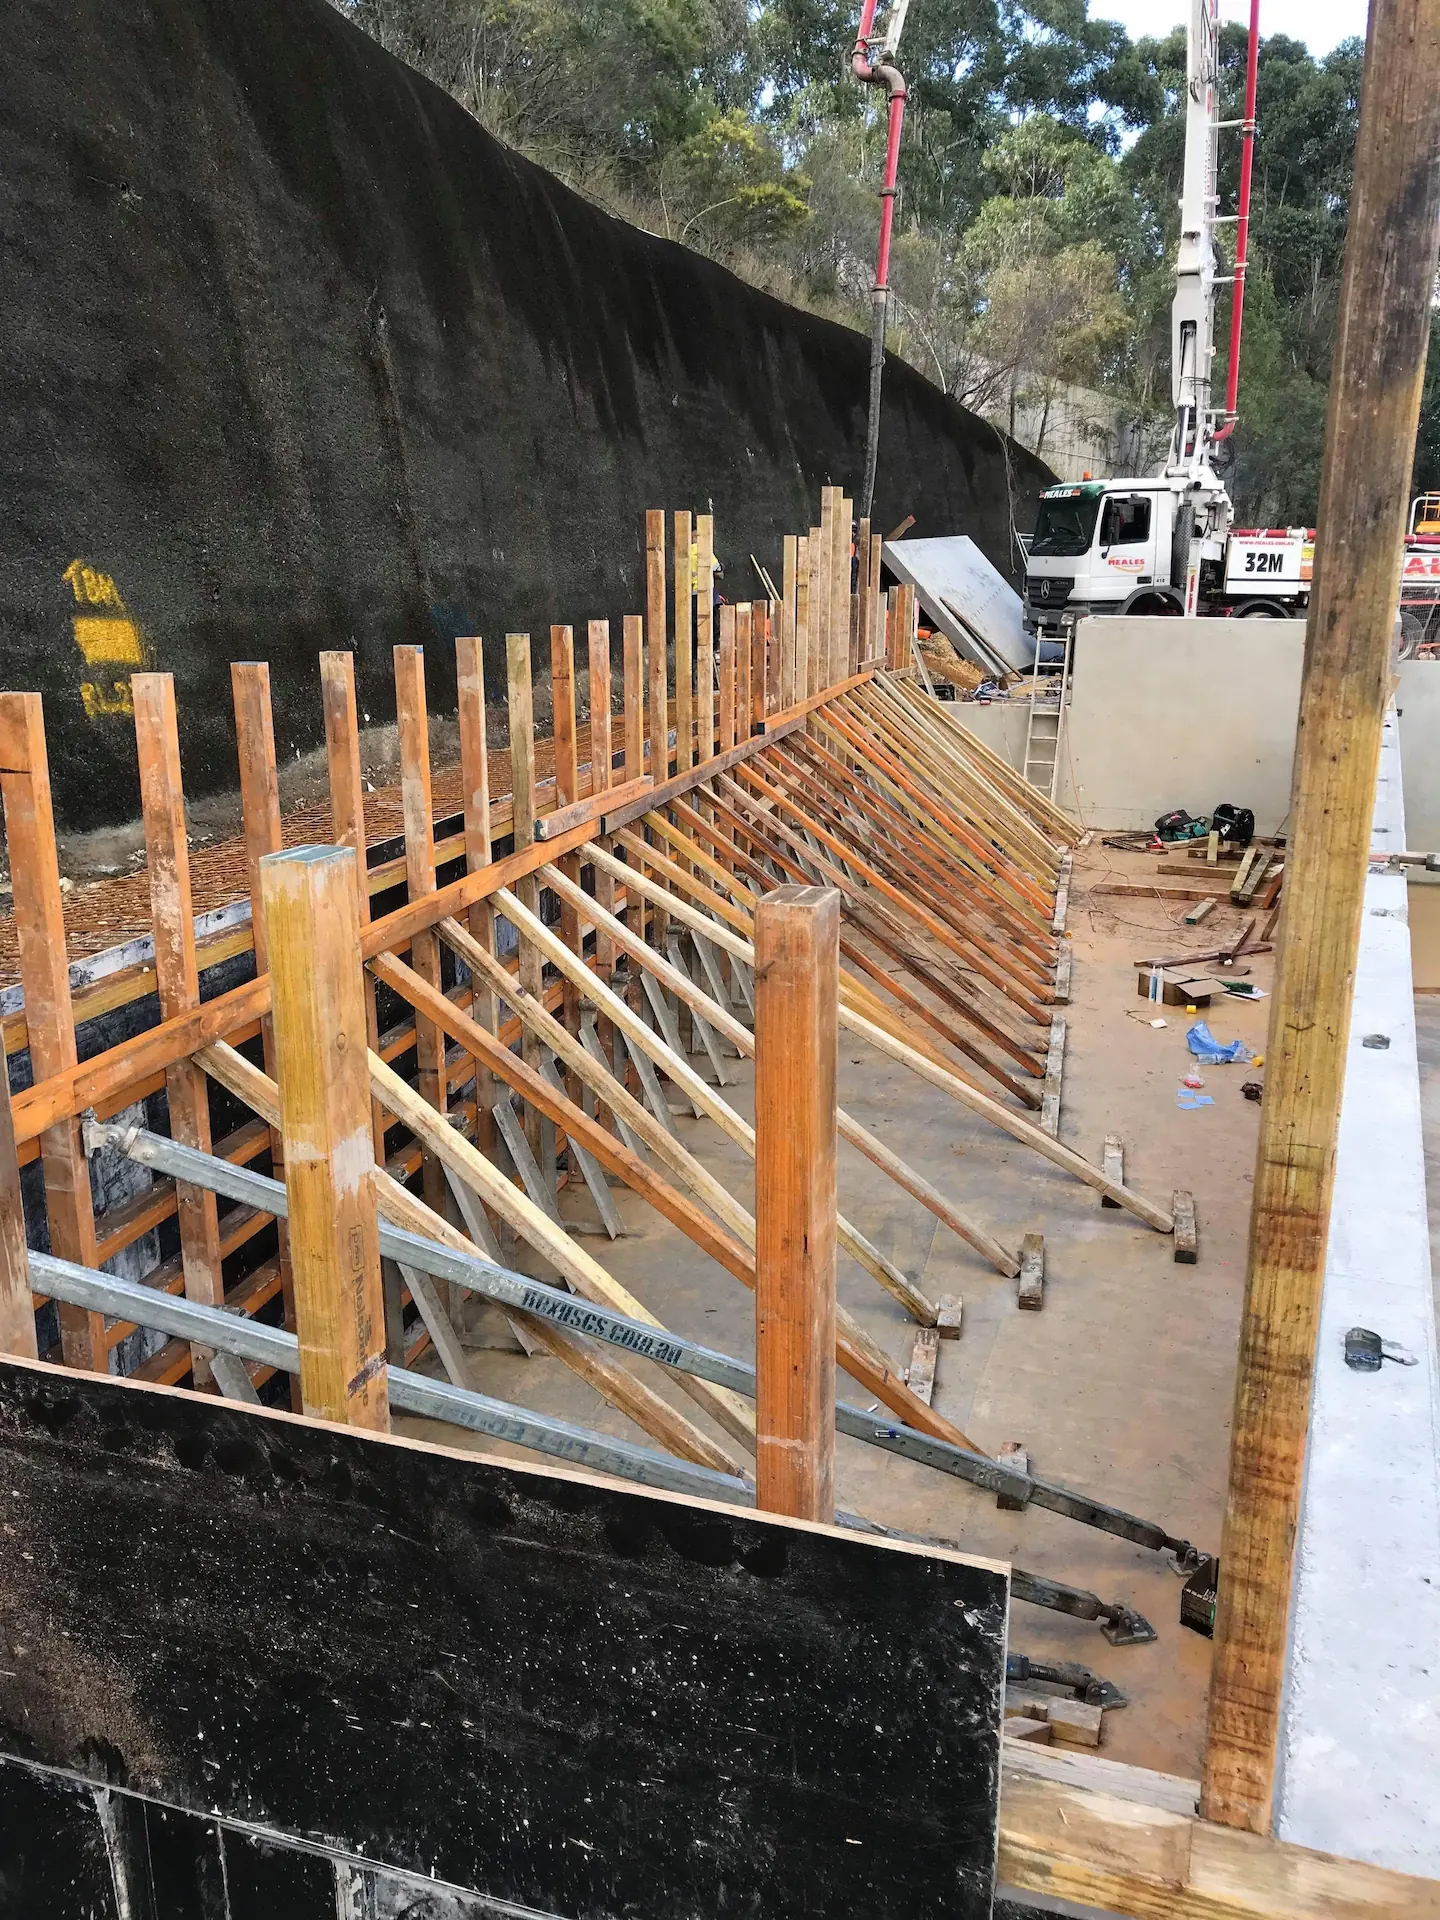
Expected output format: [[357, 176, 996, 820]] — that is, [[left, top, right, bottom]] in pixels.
[[1020, 628, 1073, 803]]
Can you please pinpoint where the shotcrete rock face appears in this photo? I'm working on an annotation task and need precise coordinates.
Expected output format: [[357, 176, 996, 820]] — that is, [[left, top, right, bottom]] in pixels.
[[1, 0, 1051, 832]]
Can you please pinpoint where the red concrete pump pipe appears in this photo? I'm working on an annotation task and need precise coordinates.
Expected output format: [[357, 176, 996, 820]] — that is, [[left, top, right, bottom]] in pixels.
[[1215, 0, 1260, 442]]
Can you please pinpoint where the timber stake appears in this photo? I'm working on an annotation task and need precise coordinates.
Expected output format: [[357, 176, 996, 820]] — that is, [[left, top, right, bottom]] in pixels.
[[754, 886, 840, 1525], [262, 845, 388, 1432], [1202, 0, 1440, 1835]]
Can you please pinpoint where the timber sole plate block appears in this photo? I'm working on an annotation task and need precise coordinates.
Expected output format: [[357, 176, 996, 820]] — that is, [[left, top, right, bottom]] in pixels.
[[1017, 1233, 1045, 1311], [908, 1324, 941, 1404], [1101, 1135, 1124, 1208], [998, 1744, 1440, 1919], [1173, 1191, 1198, 1265]]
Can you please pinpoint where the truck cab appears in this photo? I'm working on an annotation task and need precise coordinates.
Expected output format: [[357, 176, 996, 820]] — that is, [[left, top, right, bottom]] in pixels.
[[1023, 474, 1305, 637], [1024, 480, 1181, 637]]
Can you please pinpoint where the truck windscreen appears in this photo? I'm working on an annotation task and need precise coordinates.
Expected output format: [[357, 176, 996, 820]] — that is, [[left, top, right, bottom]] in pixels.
[[1030, 496, 1101, 557]]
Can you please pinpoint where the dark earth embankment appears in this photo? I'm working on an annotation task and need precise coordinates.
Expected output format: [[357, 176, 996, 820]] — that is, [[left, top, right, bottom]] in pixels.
[[3, 0, 1051, 831]]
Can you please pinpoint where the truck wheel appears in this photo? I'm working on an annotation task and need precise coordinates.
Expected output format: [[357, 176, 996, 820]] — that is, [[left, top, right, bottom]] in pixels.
[[1235, 599, 1288, 618], [1120, 587, 1184, 616]]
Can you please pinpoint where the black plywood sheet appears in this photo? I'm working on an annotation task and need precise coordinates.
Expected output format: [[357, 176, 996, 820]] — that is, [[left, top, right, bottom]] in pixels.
[[0, 1757, 528, 1919], [0, 1359, 1007, 1918], [0, 1755, 120, 1919]]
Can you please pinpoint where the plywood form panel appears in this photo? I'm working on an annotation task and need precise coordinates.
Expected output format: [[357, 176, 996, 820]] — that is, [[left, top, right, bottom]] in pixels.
[[0, 1356, 1007, 1920]]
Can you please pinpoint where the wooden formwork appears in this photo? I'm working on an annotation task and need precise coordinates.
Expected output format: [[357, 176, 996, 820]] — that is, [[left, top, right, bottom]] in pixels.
[[0, 500, 1202, 1598], [1, 495, 1437, 1916], [2, 492, 1163, 1441]]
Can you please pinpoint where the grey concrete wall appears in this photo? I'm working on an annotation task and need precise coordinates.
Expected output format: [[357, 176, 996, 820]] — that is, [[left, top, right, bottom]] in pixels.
[[942, 617, 1308, 832], [1062, 617, 1306, 833], [1394, 662, 1440, 987], [938, 698, 1030, 773], [1056, 637, 1440, 843]]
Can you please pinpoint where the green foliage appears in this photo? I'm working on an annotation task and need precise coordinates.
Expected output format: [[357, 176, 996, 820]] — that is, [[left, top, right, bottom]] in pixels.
[[1220, 262, 1330, 524], [949, 120, 1133, 413], [330, 0, 748, 178], [331, 0, 1440, 520], [1121, 27, 1365, 519], [662, 109, 811, 248]]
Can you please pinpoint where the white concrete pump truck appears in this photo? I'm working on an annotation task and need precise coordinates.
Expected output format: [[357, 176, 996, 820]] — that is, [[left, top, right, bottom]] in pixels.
[[1022, 0, 1440, 649], [1022, 0, 1318, 638]]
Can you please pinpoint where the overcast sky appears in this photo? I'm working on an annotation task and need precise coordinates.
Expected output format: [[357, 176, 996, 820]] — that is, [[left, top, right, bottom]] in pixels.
[[1093, 0, 1369, 57]]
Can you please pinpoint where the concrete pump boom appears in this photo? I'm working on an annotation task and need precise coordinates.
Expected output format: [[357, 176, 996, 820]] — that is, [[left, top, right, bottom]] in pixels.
[[1169, 0, 1224, 475]]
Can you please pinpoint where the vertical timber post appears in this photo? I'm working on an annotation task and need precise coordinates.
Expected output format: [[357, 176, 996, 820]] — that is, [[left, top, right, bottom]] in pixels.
[[764, 599, 781, 719], [854, 511, 870, 675], [394, 646, 448, 1223], [869, 534, 884, 661], [818, 491, 835, 687], [0, 1031, 36, 1361], [550, 624, 584, 1091], [619, 614, 649, 1030], [1202, 0, 1440, 1835], [833, 497, 852, 687], [0, 693, 103, 1369], [622, 614, 645, 782], [456, 634, 500, 1177], [896, 583, 917, 674], [134, 672, 225, 1386], [736, 603, 752, 742], [758, 602, 775, 727], [319, 651, 388, 1164], [261, 845, 388, 1432], [587, 620, 614, 799], [781, 535, 799, 709], [507, 633, 548, 1164], [646, 509, 669, 782], [753, 884, 840, 1524], [718, 605, 737, 754], [642, 529, 672, 953], [231, 661, 299, 1401], [587, 620, 618, 1077], [674, 511, 694, 773], [795, 534, 811, 702], [695, 515, 716, 763]]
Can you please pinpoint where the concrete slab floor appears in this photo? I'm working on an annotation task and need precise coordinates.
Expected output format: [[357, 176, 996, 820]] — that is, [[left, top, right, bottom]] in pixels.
[[396, 841, 1273, 1780]]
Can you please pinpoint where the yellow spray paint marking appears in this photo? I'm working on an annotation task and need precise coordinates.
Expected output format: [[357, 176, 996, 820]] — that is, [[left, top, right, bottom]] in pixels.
[[63, 559, 126, 609], [72, 615, 144, 665], [80, 677, 138, 719], [64, 559, 148, 720]]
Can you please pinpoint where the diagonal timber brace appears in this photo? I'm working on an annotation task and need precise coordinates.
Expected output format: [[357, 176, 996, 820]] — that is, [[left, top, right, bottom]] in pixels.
[[353, 950, 993, 1455], [194, 1038, 753, 1469], [538, 860, 1020, 1285], [486, 885, 941, 1320], [81, 1118, 1204, 1584], [29, 1243, 1160, 1642]]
